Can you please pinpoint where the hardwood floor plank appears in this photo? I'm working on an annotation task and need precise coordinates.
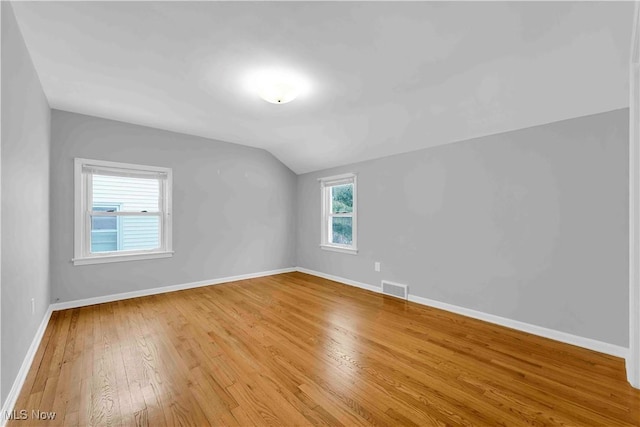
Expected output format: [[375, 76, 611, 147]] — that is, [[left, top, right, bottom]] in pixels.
[[8, 272, 640, 426], [78, 306, 97, 427]]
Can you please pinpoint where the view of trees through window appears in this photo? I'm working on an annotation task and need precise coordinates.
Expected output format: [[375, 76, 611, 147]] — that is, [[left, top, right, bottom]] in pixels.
[[330, 184, 353, 245]]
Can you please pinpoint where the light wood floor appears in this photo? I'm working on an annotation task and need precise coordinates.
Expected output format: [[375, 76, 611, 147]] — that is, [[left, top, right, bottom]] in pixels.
[[10, 272, 640, 426]]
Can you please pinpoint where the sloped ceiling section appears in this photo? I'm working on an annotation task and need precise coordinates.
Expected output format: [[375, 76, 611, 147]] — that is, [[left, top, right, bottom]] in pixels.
[[11, 1, 634, 174]]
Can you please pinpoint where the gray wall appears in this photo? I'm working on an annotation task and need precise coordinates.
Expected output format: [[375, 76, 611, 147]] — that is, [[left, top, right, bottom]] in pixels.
[[50, 110, 296, 303], [297, 109, 629, 347], [1, 2, 51, 404]]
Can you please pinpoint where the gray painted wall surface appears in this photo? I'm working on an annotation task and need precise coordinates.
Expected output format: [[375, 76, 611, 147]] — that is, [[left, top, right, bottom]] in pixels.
[[50, 110, 296, 303], [1, 2, 51, 404], [297, 109, 629, 347]]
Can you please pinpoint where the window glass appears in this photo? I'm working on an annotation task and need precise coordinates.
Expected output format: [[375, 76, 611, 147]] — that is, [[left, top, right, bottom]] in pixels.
[[91, 205, 119, 252], [331, 217, 353, 245], [331, 184, 353, 213], [92, 174, 159, 212], [320, 174, 357, 253]]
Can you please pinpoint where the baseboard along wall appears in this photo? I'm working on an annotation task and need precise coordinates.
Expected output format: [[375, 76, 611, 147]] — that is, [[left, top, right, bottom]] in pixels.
[[50, 267, 297, 311], [1, 266, 633, 422], [0, 307, 53, 427], [0, 267, 295, 425], [295, 267, 629, 360]]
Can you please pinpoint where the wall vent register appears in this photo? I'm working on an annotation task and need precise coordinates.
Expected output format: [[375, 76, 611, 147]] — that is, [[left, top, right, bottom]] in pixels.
[[382, 281, 409, 300]]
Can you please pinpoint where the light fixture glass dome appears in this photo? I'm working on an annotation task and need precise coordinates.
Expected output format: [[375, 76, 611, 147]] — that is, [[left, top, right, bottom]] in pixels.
[[258, 80, 300, 104], [246, 68, 310, 104]]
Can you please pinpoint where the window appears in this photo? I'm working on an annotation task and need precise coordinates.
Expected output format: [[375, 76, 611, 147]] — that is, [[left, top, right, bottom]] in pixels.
[[73, 158, 173, 265], [320, 173, 357, 254]]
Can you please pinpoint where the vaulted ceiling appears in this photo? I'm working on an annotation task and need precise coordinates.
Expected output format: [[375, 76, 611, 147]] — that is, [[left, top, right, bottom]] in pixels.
[[11, 1, 635, 174]]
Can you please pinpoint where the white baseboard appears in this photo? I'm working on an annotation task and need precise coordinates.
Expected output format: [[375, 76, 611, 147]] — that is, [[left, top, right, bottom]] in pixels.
[[627, 353, 639, 388], [1, 306, 53, 427], [51, 267, 296, 311], [0, 267, 297, 423], [407, 294, 629, 359], [295, 267, 629, 360], [295, 267, 381, 293], [1, 265, 629, 423]]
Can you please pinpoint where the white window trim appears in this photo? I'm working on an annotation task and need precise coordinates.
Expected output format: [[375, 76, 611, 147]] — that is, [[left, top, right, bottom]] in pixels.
[[319, 173, 358, 254], [73, 158, 173, 266]]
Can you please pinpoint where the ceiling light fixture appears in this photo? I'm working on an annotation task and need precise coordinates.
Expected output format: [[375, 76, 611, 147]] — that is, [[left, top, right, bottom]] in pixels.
[[247, 69, 310, 104], [259, 80, 299, 104]]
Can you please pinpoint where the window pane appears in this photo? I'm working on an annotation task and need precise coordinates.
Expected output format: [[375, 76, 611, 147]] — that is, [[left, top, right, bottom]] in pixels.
[[331, 184, 353, 213], [90, 215, 160, 253], [93, 174, 160, 212], [91, 205, 118, 231], [91, 216, 117, 231], [91, 230, 118, 252], [330, 217, 352, 245]]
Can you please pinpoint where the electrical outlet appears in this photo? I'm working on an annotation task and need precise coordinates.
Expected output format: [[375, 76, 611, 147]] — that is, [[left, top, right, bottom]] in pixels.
[[374, 262, 381, 272], [31, 298, 35, 315]]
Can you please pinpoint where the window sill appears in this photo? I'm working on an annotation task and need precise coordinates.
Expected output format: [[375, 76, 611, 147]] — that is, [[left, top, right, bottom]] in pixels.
[[72, 251, 174, 266], [320, 244, 358, 255]]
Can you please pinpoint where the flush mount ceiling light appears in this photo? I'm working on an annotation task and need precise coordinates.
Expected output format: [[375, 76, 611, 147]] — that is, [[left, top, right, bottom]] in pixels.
[[259, 80, 299, 104], [246, 69, 310, 104]]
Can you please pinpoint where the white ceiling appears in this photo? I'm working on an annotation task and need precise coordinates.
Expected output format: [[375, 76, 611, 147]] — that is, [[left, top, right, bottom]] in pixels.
[[11, 1, 635, 174]]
